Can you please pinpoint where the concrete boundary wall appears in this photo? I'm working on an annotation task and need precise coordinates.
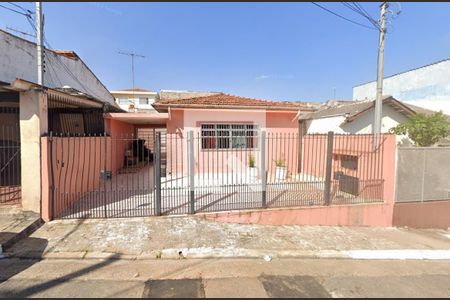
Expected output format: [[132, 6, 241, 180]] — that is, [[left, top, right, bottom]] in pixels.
[[393, 200, 450, 229], [200, 203, 393, 227]]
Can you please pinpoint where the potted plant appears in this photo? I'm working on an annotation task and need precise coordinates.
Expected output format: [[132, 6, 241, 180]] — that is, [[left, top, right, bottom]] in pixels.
[[274, 158, 287, 182], [247, 154, 258, 180]]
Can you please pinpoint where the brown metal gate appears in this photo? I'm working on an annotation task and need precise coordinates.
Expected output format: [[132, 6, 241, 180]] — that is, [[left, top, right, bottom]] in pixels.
[[47, 131, 388, 220]]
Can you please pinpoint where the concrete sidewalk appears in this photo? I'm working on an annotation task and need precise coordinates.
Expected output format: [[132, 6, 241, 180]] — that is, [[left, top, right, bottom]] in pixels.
[[4, 216, 450, 260], [0, 209, 42, 255]]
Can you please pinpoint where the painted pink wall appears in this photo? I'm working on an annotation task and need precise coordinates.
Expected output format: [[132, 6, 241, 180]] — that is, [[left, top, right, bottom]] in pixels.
[[165, 108, 300, 177], [265, 111, 298, 133], [200, 203, 393, 227], [393, 200, 450, 229], [105, 118, 136, 174]]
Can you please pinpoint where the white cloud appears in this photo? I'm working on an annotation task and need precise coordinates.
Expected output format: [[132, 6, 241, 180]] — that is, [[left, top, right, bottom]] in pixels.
[[254, 74, 294, 81], [254, 74, 271, 81]]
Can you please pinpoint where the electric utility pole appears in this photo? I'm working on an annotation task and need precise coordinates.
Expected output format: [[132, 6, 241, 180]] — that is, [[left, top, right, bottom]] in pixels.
[[36, 2, 44, 86], [118, 51, 145, 107], [373, 1, 389, 140]]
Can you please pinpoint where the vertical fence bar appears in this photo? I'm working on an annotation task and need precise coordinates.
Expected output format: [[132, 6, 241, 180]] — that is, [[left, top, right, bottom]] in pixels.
[[102, 134, 108, 218], [260, 131, 267, 208], [48, 132, 55, 220], [324, 131, 334, 205], [188, 130, 195, 214], [154, 132, 162, 216]]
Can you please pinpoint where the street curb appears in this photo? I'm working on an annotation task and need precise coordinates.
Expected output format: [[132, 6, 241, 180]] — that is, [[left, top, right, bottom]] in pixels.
[[4, 248, 450, 261]]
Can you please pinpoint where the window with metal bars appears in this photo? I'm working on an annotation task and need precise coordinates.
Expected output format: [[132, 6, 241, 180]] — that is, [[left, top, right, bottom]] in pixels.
[[201, 123, 258, 149]]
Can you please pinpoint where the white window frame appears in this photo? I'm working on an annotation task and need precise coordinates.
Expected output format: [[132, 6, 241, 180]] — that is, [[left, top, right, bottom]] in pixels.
[[200, 123, 258, 150], [118, 97, 129, 105], [138, 97, 149, 105]]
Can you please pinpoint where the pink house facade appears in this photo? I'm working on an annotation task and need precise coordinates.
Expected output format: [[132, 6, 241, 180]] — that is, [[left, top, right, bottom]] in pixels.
[[154, 93, 316, 176], [38, 92, 403, 228]]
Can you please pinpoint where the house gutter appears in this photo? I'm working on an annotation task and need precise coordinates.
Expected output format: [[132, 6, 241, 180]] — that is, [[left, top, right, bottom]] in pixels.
[[9, 78, 105, 109]]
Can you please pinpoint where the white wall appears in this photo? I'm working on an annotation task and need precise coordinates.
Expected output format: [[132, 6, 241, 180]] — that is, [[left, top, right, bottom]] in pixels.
[[0, 30, 114, 104], [353, 59, 450, 114], [305, 116, 347, 134], [306, 105, 410, 143], [113, 93, 157, 112], [341, 105, 409, 134]]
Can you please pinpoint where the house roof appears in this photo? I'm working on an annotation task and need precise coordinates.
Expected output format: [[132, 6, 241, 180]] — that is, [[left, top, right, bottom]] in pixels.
[[153, 93, 316, 112], [300, 96, 422, 120], [299, 96, 450, 123], [1, 78, 123, 112], [0, 29, 115, 104], [52, 50, 78, 60], [122, 88, 152, 92], [158, 90, 221, 101]]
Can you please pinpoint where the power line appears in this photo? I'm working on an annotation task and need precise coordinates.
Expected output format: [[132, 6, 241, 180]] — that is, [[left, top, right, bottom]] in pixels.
[[341, 2, 379, 30], [350, 2, 380, 29], [311, 2, 377, 31], [0, 3, 32, 17], [2, 3, 93, 96], [7, 2, 33, 15], [25, 13, 101, 98]]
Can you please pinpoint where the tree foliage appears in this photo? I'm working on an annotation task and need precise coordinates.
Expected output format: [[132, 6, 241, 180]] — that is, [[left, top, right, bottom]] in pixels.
[[389, 111, 449, 146]]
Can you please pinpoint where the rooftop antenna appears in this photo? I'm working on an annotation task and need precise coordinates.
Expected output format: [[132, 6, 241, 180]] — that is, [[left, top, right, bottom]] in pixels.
[[118, 50, 145, 110]]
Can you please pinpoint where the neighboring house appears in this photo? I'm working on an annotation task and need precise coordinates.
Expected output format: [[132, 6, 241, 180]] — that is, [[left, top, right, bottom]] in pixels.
[[298, 96, 450, 145], [353, 59, 450, 114], [0, 29, 115, 105], [158, 89, 221, 101], [0, 30, 121, 213], [110, 88, 158, 112]]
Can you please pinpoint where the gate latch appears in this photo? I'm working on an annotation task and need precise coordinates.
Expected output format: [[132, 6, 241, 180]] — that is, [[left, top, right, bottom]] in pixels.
[[100, 170, 112, 181]]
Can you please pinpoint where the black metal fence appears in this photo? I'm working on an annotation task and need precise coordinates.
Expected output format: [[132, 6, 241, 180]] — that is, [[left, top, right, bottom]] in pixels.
[[46, 131, 387, 219]]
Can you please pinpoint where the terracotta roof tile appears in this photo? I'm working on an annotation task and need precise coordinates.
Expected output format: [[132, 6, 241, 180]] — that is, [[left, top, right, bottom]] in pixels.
[[154, 93, 315, 111]]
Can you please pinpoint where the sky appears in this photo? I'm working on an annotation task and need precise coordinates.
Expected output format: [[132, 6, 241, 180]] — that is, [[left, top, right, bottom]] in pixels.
[[1, 2, 450, 102]]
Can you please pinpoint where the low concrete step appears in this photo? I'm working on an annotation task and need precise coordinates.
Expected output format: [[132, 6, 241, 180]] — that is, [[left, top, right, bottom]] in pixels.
[[0, 210, 43, 255]]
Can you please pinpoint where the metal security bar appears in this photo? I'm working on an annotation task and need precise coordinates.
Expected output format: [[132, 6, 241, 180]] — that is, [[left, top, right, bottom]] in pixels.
[[48, 132, 156, 219], [46, 131, 387, 219], [0, 124, 21, 205]]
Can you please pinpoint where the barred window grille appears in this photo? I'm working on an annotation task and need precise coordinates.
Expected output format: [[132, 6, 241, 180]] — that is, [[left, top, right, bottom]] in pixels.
[[201, 123, 258, 149]]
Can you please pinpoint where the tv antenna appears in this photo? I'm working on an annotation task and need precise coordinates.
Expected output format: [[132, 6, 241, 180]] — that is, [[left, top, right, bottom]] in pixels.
[[118, 50, 145, 100]]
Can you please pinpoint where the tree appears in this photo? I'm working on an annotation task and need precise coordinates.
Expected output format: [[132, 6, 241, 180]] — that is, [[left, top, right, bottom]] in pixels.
[[389, 111, 449, 146]]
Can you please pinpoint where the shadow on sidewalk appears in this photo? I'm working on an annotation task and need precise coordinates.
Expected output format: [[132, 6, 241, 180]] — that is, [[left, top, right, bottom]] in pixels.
[[0, 234, 48, 282], [0, 253, 121, 298]]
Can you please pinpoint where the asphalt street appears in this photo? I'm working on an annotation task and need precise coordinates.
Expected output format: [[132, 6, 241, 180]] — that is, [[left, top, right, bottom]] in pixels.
[[0, 257, 449, 298]]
